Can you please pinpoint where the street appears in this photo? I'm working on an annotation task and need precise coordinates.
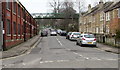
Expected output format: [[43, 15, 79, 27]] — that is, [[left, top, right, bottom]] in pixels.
[[2, 35, 119, 68]]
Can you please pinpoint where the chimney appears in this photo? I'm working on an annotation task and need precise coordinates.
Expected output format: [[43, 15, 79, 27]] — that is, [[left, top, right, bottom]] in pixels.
[[88, 4, 91, 12], [99, 0, 104, 8]]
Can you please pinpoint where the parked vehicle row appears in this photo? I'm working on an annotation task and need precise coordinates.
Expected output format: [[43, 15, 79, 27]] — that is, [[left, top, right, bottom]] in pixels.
[[66, 32, 97, 47]]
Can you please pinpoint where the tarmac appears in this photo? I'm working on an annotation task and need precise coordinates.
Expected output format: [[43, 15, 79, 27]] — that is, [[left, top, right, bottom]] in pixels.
[[0, 35, 119, 60]]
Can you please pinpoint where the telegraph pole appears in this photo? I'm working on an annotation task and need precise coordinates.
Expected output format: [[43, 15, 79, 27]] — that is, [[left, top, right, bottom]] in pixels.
[[0, 1, 3, 51]]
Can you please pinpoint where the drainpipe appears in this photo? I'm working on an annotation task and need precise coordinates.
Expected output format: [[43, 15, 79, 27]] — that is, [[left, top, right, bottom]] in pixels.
[[0, 1, 3, 51]]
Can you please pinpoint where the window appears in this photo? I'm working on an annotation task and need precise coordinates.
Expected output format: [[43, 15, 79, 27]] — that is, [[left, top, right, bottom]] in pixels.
[[100, 13, 104, 21], [13, 22, 17, 34], [18, 5, 20, 16], [6, 19, 11, 34], [18, 24, 21, 34], [6, 0, 11, 10], [118, 8, 120, 18], [13, 2, 16, 13], [106, 12, 110, 21]]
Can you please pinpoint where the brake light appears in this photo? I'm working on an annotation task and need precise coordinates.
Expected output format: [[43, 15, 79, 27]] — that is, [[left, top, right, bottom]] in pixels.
[[82, 38, 85, 40], [94, 39, 96, 41], [72, 35, 74, 37]]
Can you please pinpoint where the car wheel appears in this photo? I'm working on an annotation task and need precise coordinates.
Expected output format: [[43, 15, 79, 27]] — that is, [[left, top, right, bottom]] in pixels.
[[76, 42, 79, 45], [80, 41, 82, 46], [94, 45, 96, 47]]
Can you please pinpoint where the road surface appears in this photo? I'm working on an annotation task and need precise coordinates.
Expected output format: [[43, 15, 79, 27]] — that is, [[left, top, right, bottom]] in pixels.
[[2, 36, 119, 68]]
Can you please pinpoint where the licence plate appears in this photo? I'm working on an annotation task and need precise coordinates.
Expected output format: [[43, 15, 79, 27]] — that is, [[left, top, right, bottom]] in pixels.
[[88, 42, 92, 44]]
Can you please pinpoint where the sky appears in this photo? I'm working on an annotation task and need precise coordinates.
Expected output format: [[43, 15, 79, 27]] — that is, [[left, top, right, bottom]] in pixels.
[[19, 0, 112, 13]]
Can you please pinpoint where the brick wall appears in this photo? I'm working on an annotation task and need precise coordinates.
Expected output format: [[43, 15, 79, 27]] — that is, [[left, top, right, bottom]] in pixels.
[[2, 0, 38, 50]]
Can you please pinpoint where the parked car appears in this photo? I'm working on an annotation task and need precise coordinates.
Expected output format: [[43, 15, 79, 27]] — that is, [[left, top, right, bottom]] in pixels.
[[41, 30, 48, 37], [50, 31, 57, 36], [66, 32, 72, 39], [69, 32, 81, 40], [57, 29, 62, 34], [60, 31, 67, 36], [76, 34, 97, 47]]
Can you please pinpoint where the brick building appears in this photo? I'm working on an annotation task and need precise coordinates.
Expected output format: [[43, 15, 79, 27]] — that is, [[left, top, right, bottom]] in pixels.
[[2, 0, 38, 50], [105, 1, 120, 35], [79, 0, 120, 36]]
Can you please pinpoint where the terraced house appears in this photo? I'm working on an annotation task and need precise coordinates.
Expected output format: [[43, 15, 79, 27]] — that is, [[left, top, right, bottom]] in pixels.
[[1, 0, 38, 50], [79, 0, 120, 36]]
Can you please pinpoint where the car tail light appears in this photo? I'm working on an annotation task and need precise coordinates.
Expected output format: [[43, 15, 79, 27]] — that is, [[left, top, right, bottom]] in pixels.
[[72, 35, 74, 37], [94, 39, 96, 41], [82, 38, 85, 40]]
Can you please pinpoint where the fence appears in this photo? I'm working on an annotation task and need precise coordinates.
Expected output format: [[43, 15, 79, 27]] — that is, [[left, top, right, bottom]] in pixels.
[[95, 34, 120, 47]]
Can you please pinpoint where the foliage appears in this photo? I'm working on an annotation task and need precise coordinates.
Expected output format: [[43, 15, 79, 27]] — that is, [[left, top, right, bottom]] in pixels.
[[116, 30, 120, 39]]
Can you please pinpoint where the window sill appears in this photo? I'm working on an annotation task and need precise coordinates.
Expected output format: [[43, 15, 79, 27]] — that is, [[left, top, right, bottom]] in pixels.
[[7, 34, 11, 36], [6, 9, 11, 11]]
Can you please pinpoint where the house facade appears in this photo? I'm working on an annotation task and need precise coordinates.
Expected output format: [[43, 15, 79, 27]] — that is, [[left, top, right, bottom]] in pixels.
[[79, 0, 120, 36], [2, 0, 38, 50]]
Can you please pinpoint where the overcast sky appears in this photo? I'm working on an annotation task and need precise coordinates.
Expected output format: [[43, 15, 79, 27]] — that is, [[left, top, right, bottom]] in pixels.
[[19, 0, 112, 13]]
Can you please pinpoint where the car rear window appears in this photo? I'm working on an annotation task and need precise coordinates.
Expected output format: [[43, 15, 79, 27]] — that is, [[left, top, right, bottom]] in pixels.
[[84, 35, 95, 38], [73, 33, 80, 35]]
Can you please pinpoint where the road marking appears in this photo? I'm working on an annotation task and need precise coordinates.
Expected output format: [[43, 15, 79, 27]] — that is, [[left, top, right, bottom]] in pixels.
[[73, 52, 78, 55], [22, 63, 26, 66], [39, 60, 69, 64], [56, 38, 63, 46], [106, 59, 117, 61], [84, 57, 90, 60], [40, 62, 44, 64]]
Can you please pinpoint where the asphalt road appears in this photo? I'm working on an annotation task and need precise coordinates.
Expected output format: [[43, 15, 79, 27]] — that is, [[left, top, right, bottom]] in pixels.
[[2, 35, 119, 68]]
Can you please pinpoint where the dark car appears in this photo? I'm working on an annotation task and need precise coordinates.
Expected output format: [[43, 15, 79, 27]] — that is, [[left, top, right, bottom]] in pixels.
[[41, 30, 48, 37], [60, 31, 67, 36]]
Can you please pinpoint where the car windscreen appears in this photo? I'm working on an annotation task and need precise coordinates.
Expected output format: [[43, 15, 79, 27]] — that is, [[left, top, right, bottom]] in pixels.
[[84, 35, 95, 38]]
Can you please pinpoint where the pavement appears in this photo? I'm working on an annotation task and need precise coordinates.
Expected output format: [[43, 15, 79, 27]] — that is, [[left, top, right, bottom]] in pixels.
[[0, 35, 41, 59], [97, 43, 120, 54]]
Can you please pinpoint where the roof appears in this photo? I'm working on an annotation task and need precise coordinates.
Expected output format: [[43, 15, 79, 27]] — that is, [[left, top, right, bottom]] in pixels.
[[105, 1, 120, 12], [82, 1, 114, 16]]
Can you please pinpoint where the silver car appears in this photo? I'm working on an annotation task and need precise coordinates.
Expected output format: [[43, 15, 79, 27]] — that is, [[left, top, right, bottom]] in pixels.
[[76, 34, 97, 46]]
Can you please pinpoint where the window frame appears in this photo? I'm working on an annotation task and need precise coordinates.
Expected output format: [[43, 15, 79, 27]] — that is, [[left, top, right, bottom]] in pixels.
[[118, 8, 120, 18], [13, 22, 17, 35], [18, 24, 21, 35], [6, 19, 11, 35], [6, 0, 11, 10], [13, 2, 16, 14]]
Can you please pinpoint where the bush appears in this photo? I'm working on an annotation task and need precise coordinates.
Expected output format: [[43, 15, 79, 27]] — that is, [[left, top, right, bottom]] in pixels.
[[115, 30, 120, 39]]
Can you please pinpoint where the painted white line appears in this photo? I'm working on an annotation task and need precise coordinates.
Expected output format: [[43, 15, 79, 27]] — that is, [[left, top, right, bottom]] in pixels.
[[91, 58, 102, 60], [22, 63, 26, 66], [84, 57, 90, 60], [79, 55, 83, 57], [57, 60, 69, 62], [73, 52, 78, 55], [106, 59, 117, 61], [56, 38, 63, 46], [40, 62, 44, 64]]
